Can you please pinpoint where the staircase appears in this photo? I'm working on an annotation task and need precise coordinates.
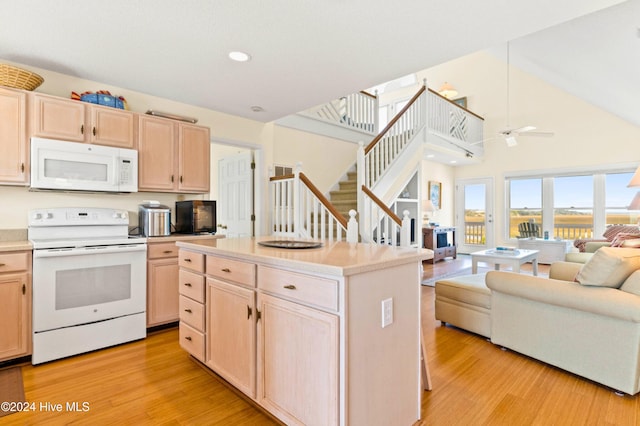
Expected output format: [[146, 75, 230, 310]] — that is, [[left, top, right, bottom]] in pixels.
[[329, 170, 358, 220], [269, 82, 484, 246]]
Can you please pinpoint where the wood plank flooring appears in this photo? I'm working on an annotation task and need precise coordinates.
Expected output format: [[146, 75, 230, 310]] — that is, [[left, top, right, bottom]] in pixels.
[[3, 256, 638, 425]]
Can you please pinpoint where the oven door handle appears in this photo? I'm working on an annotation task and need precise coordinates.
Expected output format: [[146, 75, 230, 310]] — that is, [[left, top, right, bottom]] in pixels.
[[33, 244, 147, 258]]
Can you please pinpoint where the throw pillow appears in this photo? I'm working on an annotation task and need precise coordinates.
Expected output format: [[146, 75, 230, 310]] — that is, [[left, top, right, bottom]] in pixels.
[[611, 232, 640, 247], [620, 270, 640, 296], [575, 247, 640, 288], [603, 225, 640, 241]]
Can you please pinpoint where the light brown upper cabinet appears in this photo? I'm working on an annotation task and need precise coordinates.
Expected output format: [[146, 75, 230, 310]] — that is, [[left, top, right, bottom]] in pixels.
[[0, 87, 28, 185], [31, 93, 135, 149], [138, 115, 210, 193]]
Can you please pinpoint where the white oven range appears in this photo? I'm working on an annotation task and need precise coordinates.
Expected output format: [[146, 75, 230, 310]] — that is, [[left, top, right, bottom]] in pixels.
[[28, 207, 147, 364]]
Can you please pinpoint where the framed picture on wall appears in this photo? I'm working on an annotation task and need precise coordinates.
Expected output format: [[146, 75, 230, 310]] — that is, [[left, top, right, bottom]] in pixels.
[[428, 181, 442, 210], [453, 97, 467, 109]]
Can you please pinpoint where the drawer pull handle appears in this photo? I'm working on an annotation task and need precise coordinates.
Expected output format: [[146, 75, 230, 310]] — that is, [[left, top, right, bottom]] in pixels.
[[185, 336, 192, 341], [184, 283, 192, 287], [221, 268, 231, 273], [163, 250, 173, 254], [184, 258, 192, 262], [184, 308, 192, 313], [0, 263, 5, 267], [247, 305, 252, 319], [284, 284, 297, 290]]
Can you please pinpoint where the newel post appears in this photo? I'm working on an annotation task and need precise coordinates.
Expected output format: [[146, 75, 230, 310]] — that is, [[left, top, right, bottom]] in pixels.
[[346, 210, 358, 243]]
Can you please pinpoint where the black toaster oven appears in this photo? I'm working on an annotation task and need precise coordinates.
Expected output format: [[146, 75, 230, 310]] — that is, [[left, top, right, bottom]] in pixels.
[[175, 200, 217, 234]]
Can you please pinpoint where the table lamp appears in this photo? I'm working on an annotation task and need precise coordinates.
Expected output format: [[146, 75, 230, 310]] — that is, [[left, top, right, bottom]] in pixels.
[[627, 191, 640, 228], [422, 199, 436, 226]]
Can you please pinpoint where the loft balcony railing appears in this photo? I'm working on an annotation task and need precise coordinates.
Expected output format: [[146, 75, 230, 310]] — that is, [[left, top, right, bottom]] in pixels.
[[426, 89, 484, 148], [299, 91, 378, 135]]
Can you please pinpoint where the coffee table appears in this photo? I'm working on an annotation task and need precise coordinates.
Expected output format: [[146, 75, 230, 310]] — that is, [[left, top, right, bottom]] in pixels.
[[470, 248, 539, 275]]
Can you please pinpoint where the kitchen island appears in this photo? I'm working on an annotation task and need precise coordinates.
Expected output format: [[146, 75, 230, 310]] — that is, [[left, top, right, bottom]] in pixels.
[[176, 236, 432, 426]]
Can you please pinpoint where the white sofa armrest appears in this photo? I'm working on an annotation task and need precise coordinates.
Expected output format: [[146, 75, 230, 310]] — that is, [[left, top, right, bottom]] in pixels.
[[548, 261, 582, 281], [485, 271, 640, 322]]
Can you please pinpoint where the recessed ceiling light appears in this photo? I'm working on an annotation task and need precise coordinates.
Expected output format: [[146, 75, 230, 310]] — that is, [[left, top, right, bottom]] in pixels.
[[450, 160, 457, 164], [229, 51, 251, 62], [250, 105, 264, 112], [426, 154, 435, 158]]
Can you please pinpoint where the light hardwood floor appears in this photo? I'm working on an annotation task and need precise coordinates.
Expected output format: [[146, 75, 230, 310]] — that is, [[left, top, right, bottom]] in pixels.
[[3, 257, 639, 425]]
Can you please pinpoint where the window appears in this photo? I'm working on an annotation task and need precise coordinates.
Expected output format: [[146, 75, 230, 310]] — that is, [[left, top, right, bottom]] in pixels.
[[506, 169, 636, 240], [509, 178, 542, 238], [553, 175, 593, 239], [606, 172, 638, 225]]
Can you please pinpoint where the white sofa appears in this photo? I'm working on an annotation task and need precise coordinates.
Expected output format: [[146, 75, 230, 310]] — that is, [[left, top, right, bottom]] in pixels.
[[486, 247, 640, 395]]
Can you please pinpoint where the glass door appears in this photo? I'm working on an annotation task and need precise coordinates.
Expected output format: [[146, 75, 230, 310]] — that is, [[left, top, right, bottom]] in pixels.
[[456, 178, 494, 253]]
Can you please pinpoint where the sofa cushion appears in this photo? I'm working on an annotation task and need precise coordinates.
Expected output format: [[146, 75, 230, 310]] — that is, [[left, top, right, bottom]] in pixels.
[[621, 270, 640, 296], [575, 247, 640, 288]]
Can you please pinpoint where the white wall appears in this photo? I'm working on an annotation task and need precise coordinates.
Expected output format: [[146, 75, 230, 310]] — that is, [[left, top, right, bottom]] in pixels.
[[272, 125, 359, 192], [421, 51, 640, 247]]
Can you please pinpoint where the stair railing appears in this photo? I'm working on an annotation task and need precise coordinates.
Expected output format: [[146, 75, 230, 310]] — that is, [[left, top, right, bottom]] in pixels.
[[358, 85, 426, 189], [361, 186, 411, 247], [426, 88, 484, 144], [301, 91, 379, 135], [270, 165, 356, 242]]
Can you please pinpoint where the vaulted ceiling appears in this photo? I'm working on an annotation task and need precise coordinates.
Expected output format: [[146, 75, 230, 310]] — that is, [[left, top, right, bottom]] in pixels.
[[0, 0, 634, 124]]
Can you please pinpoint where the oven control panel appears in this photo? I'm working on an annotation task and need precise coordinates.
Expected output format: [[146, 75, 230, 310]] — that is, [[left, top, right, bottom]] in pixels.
[[29, 208, 129, 227]]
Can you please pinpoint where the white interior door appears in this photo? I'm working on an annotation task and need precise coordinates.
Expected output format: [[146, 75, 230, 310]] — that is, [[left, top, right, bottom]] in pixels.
[[218, 151, 253, 238], [456, 177, 494, 253]]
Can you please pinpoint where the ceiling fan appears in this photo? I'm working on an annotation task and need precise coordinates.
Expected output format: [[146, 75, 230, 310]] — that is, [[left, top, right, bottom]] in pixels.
[[484, 41, 554, 147]]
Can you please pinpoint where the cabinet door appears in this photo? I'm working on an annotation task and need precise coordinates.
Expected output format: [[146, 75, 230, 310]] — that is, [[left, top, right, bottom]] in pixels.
[[257, 293, 338, 426], [31, 94, 86, 142], [206, 278, 256, 398], [90, 107, 135, 148], [0, 88, 28, 184], [0, 273, 30, 361], [138, 115, 177, 191], [147, 259, 179, 326], [178, 124, 210, 193]]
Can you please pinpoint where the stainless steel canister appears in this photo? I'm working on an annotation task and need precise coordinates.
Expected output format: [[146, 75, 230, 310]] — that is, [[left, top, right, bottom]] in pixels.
[[138, 202, 171, 236]]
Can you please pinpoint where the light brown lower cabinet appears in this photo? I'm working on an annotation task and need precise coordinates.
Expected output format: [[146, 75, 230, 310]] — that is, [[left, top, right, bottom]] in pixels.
[[146, 241, 180, 327], [206, 278, 256, 398], [257, 293, 338, 426], [178, 244, 422, 426], [0, 251, 32, 362]]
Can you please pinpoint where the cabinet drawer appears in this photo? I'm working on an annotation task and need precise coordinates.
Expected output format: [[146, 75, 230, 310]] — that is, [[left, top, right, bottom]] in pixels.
[[179, 295, 204, 331], [148, 242, 179, 259], [179, 251, 204, 272], [0, 252, 29, 274], [258, 266, 338, 311], [445, 247, 456, 256], [206, 256, 256, 287], [179, 322, 205, 361], [179, 270, 205, 303]]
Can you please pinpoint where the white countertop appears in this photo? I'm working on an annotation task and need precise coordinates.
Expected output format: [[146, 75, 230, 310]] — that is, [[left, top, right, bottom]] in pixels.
[[177, 236, 432, 276]]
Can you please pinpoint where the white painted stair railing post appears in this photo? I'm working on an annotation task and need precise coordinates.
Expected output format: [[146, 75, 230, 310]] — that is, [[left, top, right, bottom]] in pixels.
[[346, 210, 358, 243]]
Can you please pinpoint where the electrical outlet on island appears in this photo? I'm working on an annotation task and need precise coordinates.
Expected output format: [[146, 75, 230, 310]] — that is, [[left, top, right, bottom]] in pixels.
[[381, 298, 393, 328]]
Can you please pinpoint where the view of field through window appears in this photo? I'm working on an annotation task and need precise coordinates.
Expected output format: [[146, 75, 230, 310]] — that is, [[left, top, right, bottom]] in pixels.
[[463, 172, 639, 245]]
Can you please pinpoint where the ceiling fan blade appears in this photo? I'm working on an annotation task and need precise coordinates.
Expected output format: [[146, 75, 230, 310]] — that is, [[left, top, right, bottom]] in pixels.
[[518, 131, 554, 137], [512, 125, 537, 133]]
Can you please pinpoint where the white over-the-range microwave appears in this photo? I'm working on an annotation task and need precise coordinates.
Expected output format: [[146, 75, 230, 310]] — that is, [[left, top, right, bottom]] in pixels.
[[30, 137, 138, 193]]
